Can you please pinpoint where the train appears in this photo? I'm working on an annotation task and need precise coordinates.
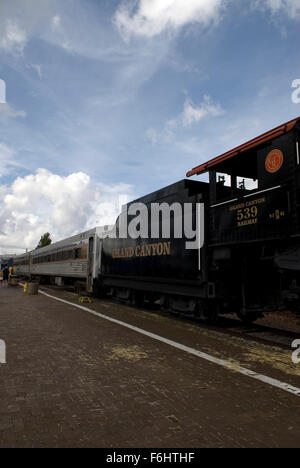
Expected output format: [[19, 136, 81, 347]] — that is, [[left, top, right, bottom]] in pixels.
[[0, 256, 14, 270], [13, 116, 300, 323], [13, 227, 111, 293]]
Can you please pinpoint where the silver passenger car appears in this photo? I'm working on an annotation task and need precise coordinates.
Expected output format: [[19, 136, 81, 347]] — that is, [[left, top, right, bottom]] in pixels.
[[14, 226, 111, 292]]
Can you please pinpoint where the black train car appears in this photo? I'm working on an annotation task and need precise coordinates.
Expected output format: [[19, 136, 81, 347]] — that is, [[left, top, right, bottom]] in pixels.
[[100, 180, 214, 318], [187, 115, 300, 321], [100, 116, 300, 322]]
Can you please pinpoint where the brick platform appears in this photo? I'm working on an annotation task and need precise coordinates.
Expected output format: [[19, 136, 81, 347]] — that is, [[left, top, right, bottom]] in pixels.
[[0, 285, 300, 448]]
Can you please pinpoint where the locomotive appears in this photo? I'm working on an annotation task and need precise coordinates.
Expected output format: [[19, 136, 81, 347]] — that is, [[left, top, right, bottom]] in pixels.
[[13, 116, 300, 323]]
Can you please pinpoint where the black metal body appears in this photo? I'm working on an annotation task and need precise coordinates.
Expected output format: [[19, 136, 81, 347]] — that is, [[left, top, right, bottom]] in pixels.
[[207, 121, 300, 320], [100, 180, 210, 312], [98, 119, 300, 322]]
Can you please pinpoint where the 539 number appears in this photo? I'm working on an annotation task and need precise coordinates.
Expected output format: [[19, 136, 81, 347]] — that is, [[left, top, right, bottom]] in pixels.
[[237, 206, 258, 222]]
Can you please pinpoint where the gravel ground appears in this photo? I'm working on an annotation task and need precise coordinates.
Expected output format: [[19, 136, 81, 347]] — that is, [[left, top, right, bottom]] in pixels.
[[256, 311, 300, 334]]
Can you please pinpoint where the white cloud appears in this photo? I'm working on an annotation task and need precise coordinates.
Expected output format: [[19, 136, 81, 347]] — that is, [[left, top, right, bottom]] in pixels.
[[0, 169, 134, 254], [147, 94, 224, 146], [0, 143, 22, 178], [114, 0, 225, 39], [253, 0, 300, 19], [0, 103, 27, 119], [114, 0, 300, 40], [30, 64, 43, 79], [0, 19, 27, 55], [181, 95, 224, 126], [48, 14, 76, 53], [146, 128, 159, 145], [167, 94, 224, 130], [51, 15, 62, 31]]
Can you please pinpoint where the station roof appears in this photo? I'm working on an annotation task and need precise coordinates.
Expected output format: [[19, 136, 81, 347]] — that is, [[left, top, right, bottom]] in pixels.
[[186, 116, 300, 178]]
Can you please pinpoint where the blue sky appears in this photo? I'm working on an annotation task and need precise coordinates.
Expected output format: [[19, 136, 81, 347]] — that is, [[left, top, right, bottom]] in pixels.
[[0, 0, 300, 253]]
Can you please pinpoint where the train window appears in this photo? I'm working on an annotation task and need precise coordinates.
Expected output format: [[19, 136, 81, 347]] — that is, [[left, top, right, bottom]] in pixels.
[[215, 172, 232, 200], [237, 177, 258, 191], [217, 173, 231, 187], [68, 251, 73, 260], [216, 173, 257, 192], [75, 248, 81, 259], [209, 145, 259, 204], [211, 169, 259, 204]]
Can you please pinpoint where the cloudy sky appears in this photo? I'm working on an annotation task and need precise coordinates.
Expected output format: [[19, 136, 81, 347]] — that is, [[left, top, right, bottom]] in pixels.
[[0, 0, 300, 253]]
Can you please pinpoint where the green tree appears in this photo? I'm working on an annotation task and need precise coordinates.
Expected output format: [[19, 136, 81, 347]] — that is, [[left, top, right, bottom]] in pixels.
[[36, 232, 52, 249]]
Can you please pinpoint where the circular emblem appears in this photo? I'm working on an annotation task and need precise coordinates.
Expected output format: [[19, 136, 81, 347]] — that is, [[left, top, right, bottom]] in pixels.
[[265, 149, 284, 174]]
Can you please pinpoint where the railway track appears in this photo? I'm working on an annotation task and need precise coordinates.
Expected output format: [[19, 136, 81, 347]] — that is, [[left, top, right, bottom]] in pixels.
[[38, 284, 299, 350], [153, 309, 300, 349], [213, 317, 300, 349]]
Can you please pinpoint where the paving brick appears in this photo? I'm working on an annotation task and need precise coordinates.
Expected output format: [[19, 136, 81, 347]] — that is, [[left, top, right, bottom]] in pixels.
[[0, 285, 300, 447]]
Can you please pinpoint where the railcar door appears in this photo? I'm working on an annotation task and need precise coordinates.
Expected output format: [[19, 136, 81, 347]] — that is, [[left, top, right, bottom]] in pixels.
[[87, 236, 94, 292]]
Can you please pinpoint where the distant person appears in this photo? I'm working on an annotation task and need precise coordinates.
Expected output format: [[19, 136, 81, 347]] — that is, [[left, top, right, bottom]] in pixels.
[[2, 266, 9, 285], [0, 272, 3, 287]]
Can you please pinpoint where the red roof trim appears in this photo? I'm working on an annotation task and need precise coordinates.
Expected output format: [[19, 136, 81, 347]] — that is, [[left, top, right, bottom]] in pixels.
[[186, 116, 300, 177]]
